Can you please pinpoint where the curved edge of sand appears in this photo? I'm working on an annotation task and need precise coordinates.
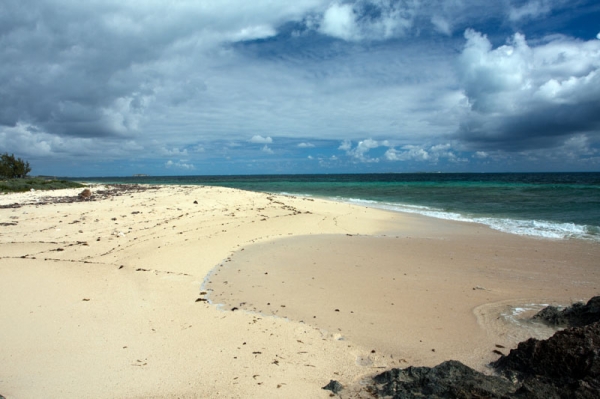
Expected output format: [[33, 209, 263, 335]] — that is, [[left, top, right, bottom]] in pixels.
[[1, 184, 598, 398]]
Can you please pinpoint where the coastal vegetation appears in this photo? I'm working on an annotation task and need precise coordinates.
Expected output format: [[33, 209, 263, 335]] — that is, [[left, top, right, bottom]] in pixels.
[[0, 152, 84, 193], [0, 153, 31, 179], [0, 177, 84, 193]]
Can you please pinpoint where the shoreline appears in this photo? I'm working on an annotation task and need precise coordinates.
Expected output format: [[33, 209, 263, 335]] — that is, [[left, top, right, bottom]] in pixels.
[[1, 184, 598, 398], [66, 174, 600, 243], [205, 222, 600, 373]]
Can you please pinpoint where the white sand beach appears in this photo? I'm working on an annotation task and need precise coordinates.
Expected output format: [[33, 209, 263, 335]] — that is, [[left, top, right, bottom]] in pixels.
[[1, 185, 599, 398]]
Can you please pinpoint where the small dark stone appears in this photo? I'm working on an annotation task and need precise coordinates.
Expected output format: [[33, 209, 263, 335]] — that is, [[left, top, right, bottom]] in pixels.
[[322, 380, 344, 394], [193, 200, 198, 204]]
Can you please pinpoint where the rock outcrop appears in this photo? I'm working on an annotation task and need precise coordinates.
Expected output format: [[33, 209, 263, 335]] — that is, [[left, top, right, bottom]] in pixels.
[[365, 360, 515, 398], [532, 296, 600, 327], [492, 321, 600, 398], [347, 298, 600, 398]]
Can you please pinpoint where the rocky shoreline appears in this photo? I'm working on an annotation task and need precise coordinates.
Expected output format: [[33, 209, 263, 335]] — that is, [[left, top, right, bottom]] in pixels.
[[326, 297, 600, 398]]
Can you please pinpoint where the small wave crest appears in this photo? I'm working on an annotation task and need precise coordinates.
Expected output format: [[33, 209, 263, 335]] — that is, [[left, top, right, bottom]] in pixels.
[[335, 197, 600, 241]]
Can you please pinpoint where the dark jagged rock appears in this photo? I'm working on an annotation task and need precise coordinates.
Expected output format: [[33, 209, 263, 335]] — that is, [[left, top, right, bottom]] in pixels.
[[532, 296, 600, 327], [322, 379, 344, 394], [354, 316, 600, 398], [367, 360, 515, 398], [492, 321, 600, 398]]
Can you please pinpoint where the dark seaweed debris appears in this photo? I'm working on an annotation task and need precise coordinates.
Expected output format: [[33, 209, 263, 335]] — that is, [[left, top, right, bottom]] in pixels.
[[0, 184, 160, 209]]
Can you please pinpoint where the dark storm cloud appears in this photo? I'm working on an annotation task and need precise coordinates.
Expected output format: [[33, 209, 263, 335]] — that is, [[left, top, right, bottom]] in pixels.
[[1, 0, 599, 175], [458, 101, 600, 151], [455, 29, 600, 152], [0, 0, 318, 138], [0, 0, 165, 137]]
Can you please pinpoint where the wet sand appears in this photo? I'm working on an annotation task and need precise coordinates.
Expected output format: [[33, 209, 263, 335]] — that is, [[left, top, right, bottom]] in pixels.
[[1, 184, 599, 398], [206, 220, 600, 372]]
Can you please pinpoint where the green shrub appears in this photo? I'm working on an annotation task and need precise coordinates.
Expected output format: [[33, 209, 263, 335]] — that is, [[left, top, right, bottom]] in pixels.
[[0, 178, 84, 193], [0, 153, 32, 179]]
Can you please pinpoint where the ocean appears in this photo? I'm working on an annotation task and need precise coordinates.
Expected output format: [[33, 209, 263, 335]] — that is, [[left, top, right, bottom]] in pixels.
[[75, 173, 600, 241]]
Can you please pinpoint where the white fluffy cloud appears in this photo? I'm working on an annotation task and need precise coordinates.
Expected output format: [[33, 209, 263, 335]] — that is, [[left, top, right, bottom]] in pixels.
[[249, 135, 273, 144], [457, 29, 600, 150], [261, 145, 274, 154], [508, 0, 554, 21], [341, 138, 382, 162], [165, 160, 195, 170], [431, 15, 452, 36], [338, 140, 353, 151], [385, 146, 429, 161], [385, 143, 466, 163], [319, 3, 358, 41], [317, 0, 415, 41]]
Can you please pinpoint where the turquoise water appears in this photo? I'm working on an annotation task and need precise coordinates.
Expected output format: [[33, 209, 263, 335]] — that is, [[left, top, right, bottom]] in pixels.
[[75, 173, 600, 241]]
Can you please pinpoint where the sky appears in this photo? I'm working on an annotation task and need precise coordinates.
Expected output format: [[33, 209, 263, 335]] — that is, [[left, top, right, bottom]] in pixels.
[[1, 0, 600, 176]]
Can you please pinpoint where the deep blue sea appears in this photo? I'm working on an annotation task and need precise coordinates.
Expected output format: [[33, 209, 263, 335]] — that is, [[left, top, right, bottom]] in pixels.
[[75, 173, 600, 241]]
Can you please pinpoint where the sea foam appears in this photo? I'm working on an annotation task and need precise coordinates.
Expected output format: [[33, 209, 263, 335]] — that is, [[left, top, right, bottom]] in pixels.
[[336, 197, 600, 241]]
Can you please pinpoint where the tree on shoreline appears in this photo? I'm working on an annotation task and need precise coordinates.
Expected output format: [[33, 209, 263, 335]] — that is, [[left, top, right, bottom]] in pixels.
[[0, 153, 32, 179]]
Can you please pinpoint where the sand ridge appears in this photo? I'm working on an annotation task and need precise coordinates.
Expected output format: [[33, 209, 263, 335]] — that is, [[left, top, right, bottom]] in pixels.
[[1, 184, 599, 398]]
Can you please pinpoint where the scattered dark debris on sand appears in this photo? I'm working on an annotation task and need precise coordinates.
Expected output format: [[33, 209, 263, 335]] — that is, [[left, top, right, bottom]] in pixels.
[[0, 184, 161, 208], [334, 296, 600, 398]]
